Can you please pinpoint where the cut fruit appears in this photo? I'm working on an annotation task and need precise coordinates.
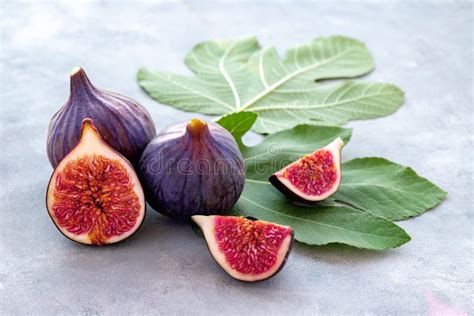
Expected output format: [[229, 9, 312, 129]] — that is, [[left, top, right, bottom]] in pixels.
[[192, 215, 294, 282], [46, 118, 145, 245], [269, 138, 344, 202]]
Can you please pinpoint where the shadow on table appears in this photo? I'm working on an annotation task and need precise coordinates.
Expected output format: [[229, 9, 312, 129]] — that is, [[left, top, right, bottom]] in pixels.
[[294, 242, 401, 265]]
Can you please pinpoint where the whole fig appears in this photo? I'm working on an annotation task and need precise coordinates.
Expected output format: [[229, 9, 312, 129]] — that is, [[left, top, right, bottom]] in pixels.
[[47, 67, 156, 168], [139, 119, 245, 221]]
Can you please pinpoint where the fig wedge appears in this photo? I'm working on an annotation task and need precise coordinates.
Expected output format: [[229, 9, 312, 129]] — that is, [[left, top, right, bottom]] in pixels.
[[192, 215, 294, 282], [270, 138, 344, 202]]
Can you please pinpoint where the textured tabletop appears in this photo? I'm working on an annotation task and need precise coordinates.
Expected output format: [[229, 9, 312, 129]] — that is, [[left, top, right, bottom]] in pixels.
[[1, 1, 472, 315]]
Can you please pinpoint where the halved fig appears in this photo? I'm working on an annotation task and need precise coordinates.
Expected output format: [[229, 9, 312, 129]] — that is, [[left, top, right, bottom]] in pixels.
[[192, 215, 294, 282], [270, 138, 344, 202], [46, 118, 145, 245]]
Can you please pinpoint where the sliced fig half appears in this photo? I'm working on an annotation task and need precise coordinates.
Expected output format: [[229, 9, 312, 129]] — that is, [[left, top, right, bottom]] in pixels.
[[270, 138, 344, 202], [46, 118, 145, 245], [192, 215, 294, 282]]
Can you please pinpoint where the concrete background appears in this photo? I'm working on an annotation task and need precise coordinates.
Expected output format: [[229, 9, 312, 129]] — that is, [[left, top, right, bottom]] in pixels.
[[1, 1, 472, 315]]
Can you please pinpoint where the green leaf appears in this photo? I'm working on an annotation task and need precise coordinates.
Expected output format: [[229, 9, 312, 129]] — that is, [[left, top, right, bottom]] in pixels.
[[235, 124, 410, 249], [216, 111, 257, 149], [334, 158, 448, 220], [236, 179, 411, 250], [138, 36, 405, 134], [216, 119, 447, 249], [249, 81, 404, 134], [236, 124, 410, 250], [137, 70, 232, 115], [185, 37, 263, 106]]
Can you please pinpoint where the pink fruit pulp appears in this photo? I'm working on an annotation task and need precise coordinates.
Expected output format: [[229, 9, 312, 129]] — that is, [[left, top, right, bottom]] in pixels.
[[282, 149, 338, 196], [52, 155, 141, 245], [214, 216, 292, 275]]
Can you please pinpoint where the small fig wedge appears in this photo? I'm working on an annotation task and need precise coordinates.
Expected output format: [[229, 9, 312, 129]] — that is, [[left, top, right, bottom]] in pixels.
[[46, 118, 145, 245], [270, 138, 344, 202], [192, 215, 294, 282]]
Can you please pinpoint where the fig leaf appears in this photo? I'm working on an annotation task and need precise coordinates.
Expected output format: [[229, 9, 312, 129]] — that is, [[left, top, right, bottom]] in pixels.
[[216, 111, 257, 149], [218, 119, 446, 249], [237, 179, 411, 250], [138, 36, 404, 134], [334, 158, 448, 221], [236, 124, 410, 250]]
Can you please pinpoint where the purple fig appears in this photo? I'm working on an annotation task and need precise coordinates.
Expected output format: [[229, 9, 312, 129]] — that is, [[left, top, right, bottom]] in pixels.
[[47, 67, 156, 168], [139, 119, 245, 221]]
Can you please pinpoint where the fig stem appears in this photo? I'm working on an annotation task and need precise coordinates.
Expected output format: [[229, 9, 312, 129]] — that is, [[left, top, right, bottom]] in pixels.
[[69, 67, 96, 100], [70, 67, 83, 76], [186, 119, 209, 136], [80, 118, 101, 144]]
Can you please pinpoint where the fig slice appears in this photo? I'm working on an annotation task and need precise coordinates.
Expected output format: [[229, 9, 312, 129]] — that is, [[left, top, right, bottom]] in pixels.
[[46, 118, 145, 245], [192, 215, 294, 282], [270, 138, 344, 202]]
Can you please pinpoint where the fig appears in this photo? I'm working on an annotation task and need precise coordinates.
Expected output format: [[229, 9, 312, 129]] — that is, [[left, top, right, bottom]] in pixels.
[[46, 118, 145, 245], [192, 215, 294, 282], [139, 119, 245, 221], [270, 138, 344, 202], [47, 67, 156, 168]]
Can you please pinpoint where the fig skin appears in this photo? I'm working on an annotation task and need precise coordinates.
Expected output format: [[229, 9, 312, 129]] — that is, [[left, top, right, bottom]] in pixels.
[[270, 138, 344, 203], [47, 67, 156, 168], [46, 118, 146, 245], [139, 119, 245, 221], [192, 215, 294, 282]]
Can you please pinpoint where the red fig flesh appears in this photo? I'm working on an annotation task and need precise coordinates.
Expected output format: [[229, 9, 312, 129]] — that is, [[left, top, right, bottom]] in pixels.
[[192, 215, 294, 282], [270, 138, 344, 202], [46, 119, 145, 245]]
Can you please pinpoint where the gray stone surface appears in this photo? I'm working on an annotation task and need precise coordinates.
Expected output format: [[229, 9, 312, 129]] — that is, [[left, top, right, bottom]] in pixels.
[[1, 1, 472, 315]]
